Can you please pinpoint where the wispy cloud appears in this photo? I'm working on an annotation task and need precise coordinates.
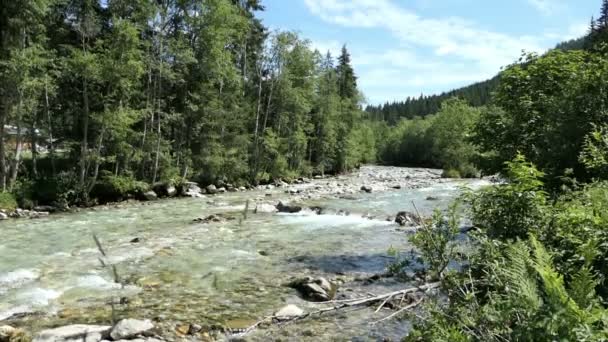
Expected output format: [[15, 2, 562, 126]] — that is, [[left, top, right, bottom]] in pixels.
[[527, 0, 564, 15], [302, 0, 583, 103]]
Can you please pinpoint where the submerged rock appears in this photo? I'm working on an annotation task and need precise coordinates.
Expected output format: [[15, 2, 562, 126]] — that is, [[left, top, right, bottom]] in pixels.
[[276, 202, 302, 213], [274, 305, 304, 320], [426, 196, 439, 201], [33, 324, 111, 342], [360, 185, 373, 193], [395, 211, 421, 227], [193, 214, 236, 224], [110, 319, 154, 340], [289, 277, 338, 302]]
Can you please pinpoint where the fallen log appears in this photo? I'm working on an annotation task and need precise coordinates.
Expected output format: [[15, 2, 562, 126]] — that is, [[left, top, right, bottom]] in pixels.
[[231, 282, 440, 338]]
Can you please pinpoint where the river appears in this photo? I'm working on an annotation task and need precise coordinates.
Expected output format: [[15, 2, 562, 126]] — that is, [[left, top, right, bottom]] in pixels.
[[0, 166, 490, 341]]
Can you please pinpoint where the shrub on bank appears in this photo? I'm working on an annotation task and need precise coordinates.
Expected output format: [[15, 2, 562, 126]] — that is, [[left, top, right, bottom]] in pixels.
[[0, 192, 17, 211], [91, 173, 150, 203]]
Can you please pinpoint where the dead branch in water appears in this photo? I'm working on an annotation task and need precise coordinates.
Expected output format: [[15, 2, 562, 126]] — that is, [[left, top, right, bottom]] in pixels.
[[232, 282, 440, 338]]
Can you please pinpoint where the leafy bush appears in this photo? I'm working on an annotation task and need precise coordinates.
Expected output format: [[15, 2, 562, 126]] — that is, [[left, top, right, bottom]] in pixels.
[[410, 204, 461, 280], [91, 173, 150, 203], [31, 171, 82, 207], [441, 169, 461, 179], [465, 154, 548, 240], [406, 156, 608, 341], [0, 192, 17, 211]]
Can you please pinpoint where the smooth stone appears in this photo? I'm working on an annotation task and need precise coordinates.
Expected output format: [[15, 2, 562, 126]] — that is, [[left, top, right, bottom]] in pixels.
[[254, 203, 277, 213], [360, 185, 373, 193], [274, 305, 304, 320], [205, 185, 218, 195], [110, 319, 154, 340], [33, 325, 111, 342], [166, 186, 177, 197], [276, 202, 302, 213], [0, 212, 7, 220], [142, 191, 158, 201]]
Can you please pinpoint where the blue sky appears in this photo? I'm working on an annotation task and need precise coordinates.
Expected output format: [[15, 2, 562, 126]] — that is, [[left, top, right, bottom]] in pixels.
[[258, 0, 600, 104]]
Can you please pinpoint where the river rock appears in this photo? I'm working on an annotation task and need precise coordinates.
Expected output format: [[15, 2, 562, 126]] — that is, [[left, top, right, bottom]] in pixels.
[[33, 324, 111, 342], [360, 185, 373, 193], [205, 185, 218, 195], [274, 305, 304, 320], [426, 196, 439, 201], [142, 191, 158, 201], [289, 277, 337, 302], [276, 202, 302, 213], [193, 214, 235, 224], [1, 325, 25, 342], [254, 203, 278, 213], [110, 319, 154, 340], [34, 205, 58, 213], [0, 212, 7, 220], [181, 182, 202, 198], [395, 211, 421, 227]]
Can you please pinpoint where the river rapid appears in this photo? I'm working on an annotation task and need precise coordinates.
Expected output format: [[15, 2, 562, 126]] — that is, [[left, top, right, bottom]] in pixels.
[[0, 166, 490, 341]]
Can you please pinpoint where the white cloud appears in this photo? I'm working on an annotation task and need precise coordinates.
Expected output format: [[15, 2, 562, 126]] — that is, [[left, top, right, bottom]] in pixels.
[[302, 0, 581, 103], [527, 0, 564, 15]]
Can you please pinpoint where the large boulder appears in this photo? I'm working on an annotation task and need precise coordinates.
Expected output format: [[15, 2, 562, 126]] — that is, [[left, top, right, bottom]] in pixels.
[[141, 191, 158, 201], [288, 277, 337, 302], [181, 182, 202, 198], [110, 319, 154, 340], [1, 325, 26, 342], [152, 183, 178, 198], [33, 324, 111, 342], [205, 184, 218, 195], [276, 202, 302, 214], [395, 211, 421, 227], [254, 203, 278, 214], [274, 305, 304, 321]]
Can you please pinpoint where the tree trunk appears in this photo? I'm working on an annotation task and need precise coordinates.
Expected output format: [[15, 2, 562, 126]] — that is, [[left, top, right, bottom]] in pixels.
[[79, 38, 90, 188], [152, 10, 165, 184], [44, 77, 56, 176], [9, 118, 23, 190], [87, 125, 105, 195], [30, 122, 38, 179], [0, 101, 7, 191]]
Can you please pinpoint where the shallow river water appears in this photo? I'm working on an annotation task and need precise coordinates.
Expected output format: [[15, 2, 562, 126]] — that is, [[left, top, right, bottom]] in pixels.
[[0, 167, 489, 341]]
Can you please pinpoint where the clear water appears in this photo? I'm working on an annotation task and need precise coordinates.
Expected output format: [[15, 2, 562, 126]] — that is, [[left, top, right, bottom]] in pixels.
[[0, 168, 489, 340]]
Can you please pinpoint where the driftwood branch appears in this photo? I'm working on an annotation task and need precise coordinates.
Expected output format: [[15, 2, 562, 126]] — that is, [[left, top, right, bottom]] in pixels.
[[232, 282, 440, 338]]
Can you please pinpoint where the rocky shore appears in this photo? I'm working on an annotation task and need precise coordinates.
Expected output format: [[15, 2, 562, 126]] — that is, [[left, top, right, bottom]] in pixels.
[[0, 166, 479, 341]]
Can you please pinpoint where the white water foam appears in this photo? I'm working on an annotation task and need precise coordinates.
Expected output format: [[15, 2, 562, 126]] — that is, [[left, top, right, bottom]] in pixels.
[[0, 269, 39, 294], [15, 288, 62, 306], [278, 212, 393, 230]]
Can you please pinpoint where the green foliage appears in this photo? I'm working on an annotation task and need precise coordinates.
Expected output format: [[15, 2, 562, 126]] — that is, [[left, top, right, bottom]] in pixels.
[[408, 157, 608, 341], [474, 49, 608, 184], [466, 154, 548, 240], [378, 98, 480, 176], [0, 192, 17, 211], [580, 124, 608, 178], [91, 173, 149, 203], [410, 204, 461, 280]]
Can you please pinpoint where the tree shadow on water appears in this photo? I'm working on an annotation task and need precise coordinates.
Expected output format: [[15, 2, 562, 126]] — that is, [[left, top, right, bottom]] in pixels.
[[286, 253, 395, 274]]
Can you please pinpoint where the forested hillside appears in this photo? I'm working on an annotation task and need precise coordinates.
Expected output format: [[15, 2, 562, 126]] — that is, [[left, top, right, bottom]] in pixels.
[[366, 26, 592, 124], [0, 0, 376, 208]]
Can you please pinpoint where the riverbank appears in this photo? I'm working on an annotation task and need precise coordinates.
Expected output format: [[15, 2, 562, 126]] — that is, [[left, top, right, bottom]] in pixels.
[[0, 166, 490, 341]]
